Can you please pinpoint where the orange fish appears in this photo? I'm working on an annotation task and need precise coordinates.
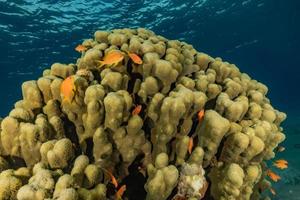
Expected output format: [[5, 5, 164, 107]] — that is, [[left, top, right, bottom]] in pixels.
[[273, 159, 288, 170], [98, 51, 124, 68], [270, 188, 276, 195], [197, 109, 205, 123], [275, 159, 288, 164], [188, 137, 194, 154], [101, 168, 118, 188], [116, 185, 126, 199], [127, 51, 143, 64], [132, 105, 142, 115], [266, 170, 281, 182], [60, 76, 76, 103], [108, 171, 118, 188], [75, 44, 87, 52]]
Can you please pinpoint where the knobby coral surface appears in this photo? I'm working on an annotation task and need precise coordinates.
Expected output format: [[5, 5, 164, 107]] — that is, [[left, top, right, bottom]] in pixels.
[[0, 28, 286, 200]]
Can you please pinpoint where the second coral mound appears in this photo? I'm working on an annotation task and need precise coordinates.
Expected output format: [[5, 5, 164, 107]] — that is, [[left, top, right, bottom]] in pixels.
[[0, 28, 286, 200]]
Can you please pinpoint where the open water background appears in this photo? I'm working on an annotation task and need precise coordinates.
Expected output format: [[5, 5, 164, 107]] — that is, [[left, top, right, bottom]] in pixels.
[[0, 0, 299, 199]]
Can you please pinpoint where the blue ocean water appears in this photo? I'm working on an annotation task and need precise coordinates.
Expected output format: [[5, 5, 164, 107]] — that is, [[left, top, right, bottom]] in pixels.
[[0, 0, 299, 199]]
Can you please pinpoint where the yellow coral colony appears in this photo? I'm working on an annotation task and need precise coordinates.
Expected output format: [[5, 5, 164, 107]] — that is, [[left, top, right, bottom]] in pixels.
[[0, 28, 286, 200]]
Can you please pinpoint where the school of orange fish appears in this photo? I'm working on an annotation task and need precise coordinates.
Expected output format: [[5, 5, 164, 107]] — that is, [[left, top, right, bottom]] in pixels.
[[266, 156, 288, 196], [60, 44, 289, 199]]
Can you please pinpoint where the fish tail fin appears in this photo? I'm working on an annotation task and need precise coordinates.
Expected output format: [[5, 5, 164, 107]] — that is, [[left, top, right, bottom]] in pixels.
[[97, 61, 105, 68], [62, 97, 71, 104]]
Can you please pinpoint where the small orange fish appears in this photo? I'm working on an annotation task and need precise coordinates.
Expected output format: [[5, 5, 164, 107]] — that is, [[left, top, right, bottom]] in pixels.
[[116, 185, 126, 199], [270, 188, 276, 195], [100, 168, 118, 188], [109, 171, 118, 188], [132, 105, 142, 115], [197, 109, 205, 123], [127, 52, 143, 64], [60, 76, 76, 103], [273, 159, 288, 170], [75, 44, 87, 52], [188, 137, 194, 154], [101, 168, 118, 188], [273, 162, 288, 170], [275, 159, 288, 164], [267, 170, 281, 182], [98, 51, 124, 68]]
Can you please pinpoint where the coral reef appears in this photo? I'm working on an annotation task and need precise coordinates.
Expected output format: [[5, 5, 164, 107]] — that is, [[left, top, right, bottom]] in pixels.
[[0, 28, 286, 200]]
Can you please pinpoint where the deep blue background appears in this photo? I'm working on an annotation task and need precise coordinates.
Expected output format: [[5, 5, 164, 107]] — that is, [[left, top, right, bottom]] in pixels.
[[0, 0, 299, 198]]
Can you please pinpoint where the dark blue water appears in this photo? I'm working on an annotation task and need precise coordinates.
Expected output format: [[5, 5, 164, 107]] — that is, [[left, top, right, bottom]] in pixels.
[[0, 0, 299, 198]]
